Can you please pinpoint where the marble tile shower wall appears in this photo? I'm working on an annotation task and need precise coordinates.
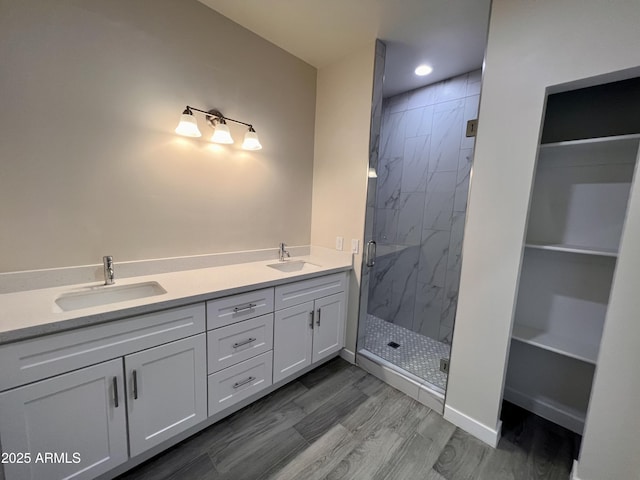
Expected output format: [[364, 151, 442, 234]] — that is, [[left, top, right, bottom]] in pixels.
[[369, 69, 481, 343]]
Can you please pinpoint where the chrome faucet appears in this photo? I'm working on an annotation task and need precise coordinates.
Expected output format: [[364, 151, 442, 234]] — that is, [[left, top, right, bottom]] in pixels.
[[278, 243, 290, 262], [103, 256, 115, 285]]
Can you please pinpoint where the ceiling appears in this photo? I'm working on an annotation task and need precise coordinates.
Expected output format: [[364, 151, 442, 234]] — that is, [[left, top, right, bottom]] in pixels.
[[198, 0, 491, 98]]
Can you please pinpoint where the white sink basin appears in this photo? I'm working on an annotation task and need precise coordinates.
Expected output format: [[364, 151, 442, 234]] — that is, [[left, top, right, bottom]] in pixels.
[[55, 281, 167, 312], [267, 260, 320, 273]]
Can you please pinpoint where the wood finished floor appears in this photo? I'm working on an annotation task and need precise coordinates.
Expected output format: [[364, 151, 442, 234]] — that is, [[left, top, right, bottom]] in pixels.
[[117, 358, 579, 480]]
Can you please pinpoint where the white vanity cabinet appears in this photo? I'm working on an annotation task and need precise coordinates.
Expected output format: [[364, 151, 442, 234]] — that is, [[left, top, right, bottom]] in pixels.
[[0, 304, 207, 480], [0, 359, 128, 480], [125, 334, 207, 456], [273, 273, 346, 383], [0, 266, 350, 480], [206, 289, 276, 417]]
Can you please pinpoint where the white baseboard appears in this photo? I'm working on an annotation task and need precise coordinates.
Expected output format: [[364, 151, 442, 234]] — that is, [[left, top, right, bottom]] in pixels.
[[339, 348, 355, 364], [571, 460, 582, 480], [444, 405, 502, 448]]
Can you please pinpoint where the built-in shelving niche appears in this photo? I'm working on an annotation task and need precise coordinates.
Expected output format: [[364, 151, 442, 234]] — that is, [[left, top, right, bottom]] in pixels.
[[504, 78, 640, 435]]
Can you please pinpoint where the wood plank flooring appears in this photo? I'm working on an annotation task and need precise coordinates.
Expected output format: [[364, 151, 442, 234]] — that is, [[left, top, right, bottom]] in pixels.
[[117, 358, 579, 480]]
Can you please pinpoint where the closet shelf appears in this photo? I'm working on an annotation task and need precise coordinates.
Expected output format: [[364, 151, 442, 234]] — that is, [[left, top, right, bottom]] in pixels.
[[511, 324, 599, 365], [524, 243, 618, 257], [540, 133, 640, 149], [503, 386, 587, 435]]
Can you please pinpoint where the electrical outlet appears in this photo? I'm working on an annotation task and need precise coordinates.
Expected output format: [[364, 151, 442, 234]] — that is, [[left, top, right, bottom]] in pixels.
[[335, 236, 344, 251], [351, 239, 359, 254]]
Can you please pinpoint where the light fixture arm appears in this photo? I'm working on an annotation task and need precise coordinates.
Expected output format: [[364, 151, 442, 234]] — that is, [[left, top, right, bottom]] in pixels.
[[185, 106, 253, 129]]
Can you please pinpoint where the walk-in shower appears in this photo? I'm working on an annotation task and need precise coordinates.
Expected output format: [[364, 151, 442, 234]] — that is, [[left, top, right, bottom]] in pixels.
[[357, 40, 481, 400]]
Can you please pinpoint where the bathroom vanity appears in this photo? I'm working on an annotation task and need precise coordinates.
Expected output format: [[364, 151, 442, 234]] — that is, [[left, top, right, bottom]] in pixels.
[[0, 253, 350, 480]]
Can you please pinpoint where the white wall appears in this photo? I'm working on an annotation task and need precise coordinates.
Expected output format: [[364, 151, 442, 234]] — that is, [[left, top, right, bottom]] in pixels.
[[445, 0, 640, 464], [0, 0, 316, 273], [311, 43, 376, 354]]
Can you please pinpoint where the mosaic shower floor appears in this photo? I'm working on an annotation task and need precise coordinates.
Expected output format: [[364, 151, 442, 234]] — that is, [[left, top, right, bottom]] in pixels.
[[363, 314, 451, 391]]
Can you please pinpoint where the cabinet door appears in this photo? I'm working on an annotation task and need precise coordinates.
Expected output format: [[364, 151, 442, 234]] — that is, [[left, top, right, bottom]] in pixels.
[[312, 293, 345, 363], [125, 334, 207, 457], [0, 359, 127, 480], [273, 301, 314, 383]]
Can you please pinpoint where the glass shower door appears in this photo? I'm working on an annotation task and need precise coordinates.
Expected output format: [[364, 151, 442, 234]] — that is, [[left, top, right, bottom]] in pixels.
[[357, 55, 480, 395]]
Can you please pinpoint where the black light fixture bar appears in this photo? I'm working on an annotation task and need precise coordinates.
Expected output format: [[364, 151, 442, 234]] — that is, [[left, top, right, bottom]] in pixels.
[[186, 106, 253, 128]]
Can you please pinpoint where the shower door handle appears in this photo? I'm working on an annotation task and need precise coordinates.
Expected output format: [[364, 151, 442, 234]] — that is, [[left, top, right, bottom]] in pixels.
[[365, 240, 376, 268]]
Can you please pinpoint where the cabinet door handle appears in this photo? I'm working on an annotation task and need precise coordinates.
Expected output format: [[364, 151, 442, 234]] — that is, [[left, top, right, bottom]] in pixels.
[[132, 370, 138, 400], [233, 303, 257, 313], [309, 310, 314, 329], [112, 377, 119, 408], [317, 308, 321, 326], [233, 376, 255, 389], [233, 337, 256, 348]]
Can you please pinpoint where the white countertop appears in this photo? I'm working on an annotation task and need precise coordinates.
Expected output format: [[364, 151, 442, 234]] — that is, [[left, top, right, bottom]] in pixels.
[[0, 249, 352, 345]]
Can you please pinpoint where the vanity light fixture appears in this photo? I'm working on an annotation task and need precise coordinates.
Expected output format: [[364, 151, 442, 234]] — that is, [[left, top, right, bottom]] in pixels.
[[210, 117, 234, 144], [175, 106, 262, 150], [242, 126, 263, 150], [175, 107, 202, 137]]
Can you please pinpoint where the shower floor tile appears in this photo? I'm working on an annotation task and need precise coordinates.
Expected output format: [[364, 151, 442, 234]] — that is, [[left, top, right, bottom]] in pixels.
[[364, 314, 451, 391]]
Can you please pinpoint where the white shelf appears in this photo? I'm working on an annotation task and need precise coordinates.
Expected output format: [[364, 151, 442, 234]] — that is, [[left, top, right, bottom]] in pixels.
[[511, 324, 599, 365], [503, 386, 586, 435], [540, 133, 640, 149], [525, 243, 618, 258]]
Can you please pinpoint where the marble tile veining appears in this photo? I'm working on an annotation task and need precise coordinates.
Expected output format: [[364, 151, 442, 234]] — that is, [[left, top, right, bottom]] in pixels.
[[396, 192, 426, 246], [413, 282, 445, 339], [454, 149, 473, 212], [401, 135, 431, 193], [430, 100, 465, 173], [466, 68, 483, 96], [380, 112, 406, 158], [369, 68, 479, 350], [377, 157, 403, 209], [423, 171, 456, 231], [405, 106, 434, 138], [418, 229, 450, 287]]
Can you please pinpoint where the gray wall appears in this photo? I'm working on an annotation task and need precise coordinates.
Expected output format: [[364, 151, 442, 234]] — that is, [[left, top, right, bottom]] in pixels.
[[0, 0, 316, 273], [368, 70, 480, 343]]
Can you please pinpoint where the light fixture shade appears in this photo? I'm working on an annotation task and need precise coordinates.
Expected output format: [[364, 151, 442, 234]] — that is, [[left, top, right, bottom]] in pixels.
[[242, 127, 262, 150], [175, 112, 202, 137], [211, 122, 234, 144]]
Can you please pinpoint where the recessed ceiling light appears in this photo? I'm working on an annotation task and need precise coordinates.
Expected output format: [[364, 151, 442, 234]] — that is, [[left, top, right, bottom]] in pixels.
[[414, 65, 433, 76]]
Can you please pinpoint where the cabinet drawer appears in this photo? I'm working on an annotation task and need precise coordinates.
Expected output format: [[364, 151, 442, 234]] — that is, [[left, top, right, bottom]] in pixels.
[[207, 288, 274, 330], [274, 272, 346, 310], [208, 351, 273, 417], [0, 304, 205, 391], [208, 314, 274, 373]]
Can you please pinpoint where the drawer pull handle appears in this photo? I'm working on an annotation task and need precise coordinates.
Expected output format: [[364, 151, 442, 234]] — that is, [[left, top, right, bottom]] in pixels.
[[309, 310, 314, 329], [233, 303, 257, 313], [113, 377, 119, 408], [233, 338, 257, 348], [317, 308, 321, 326], [233, 376, 256, 389], [132, 370, 139, 400]]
